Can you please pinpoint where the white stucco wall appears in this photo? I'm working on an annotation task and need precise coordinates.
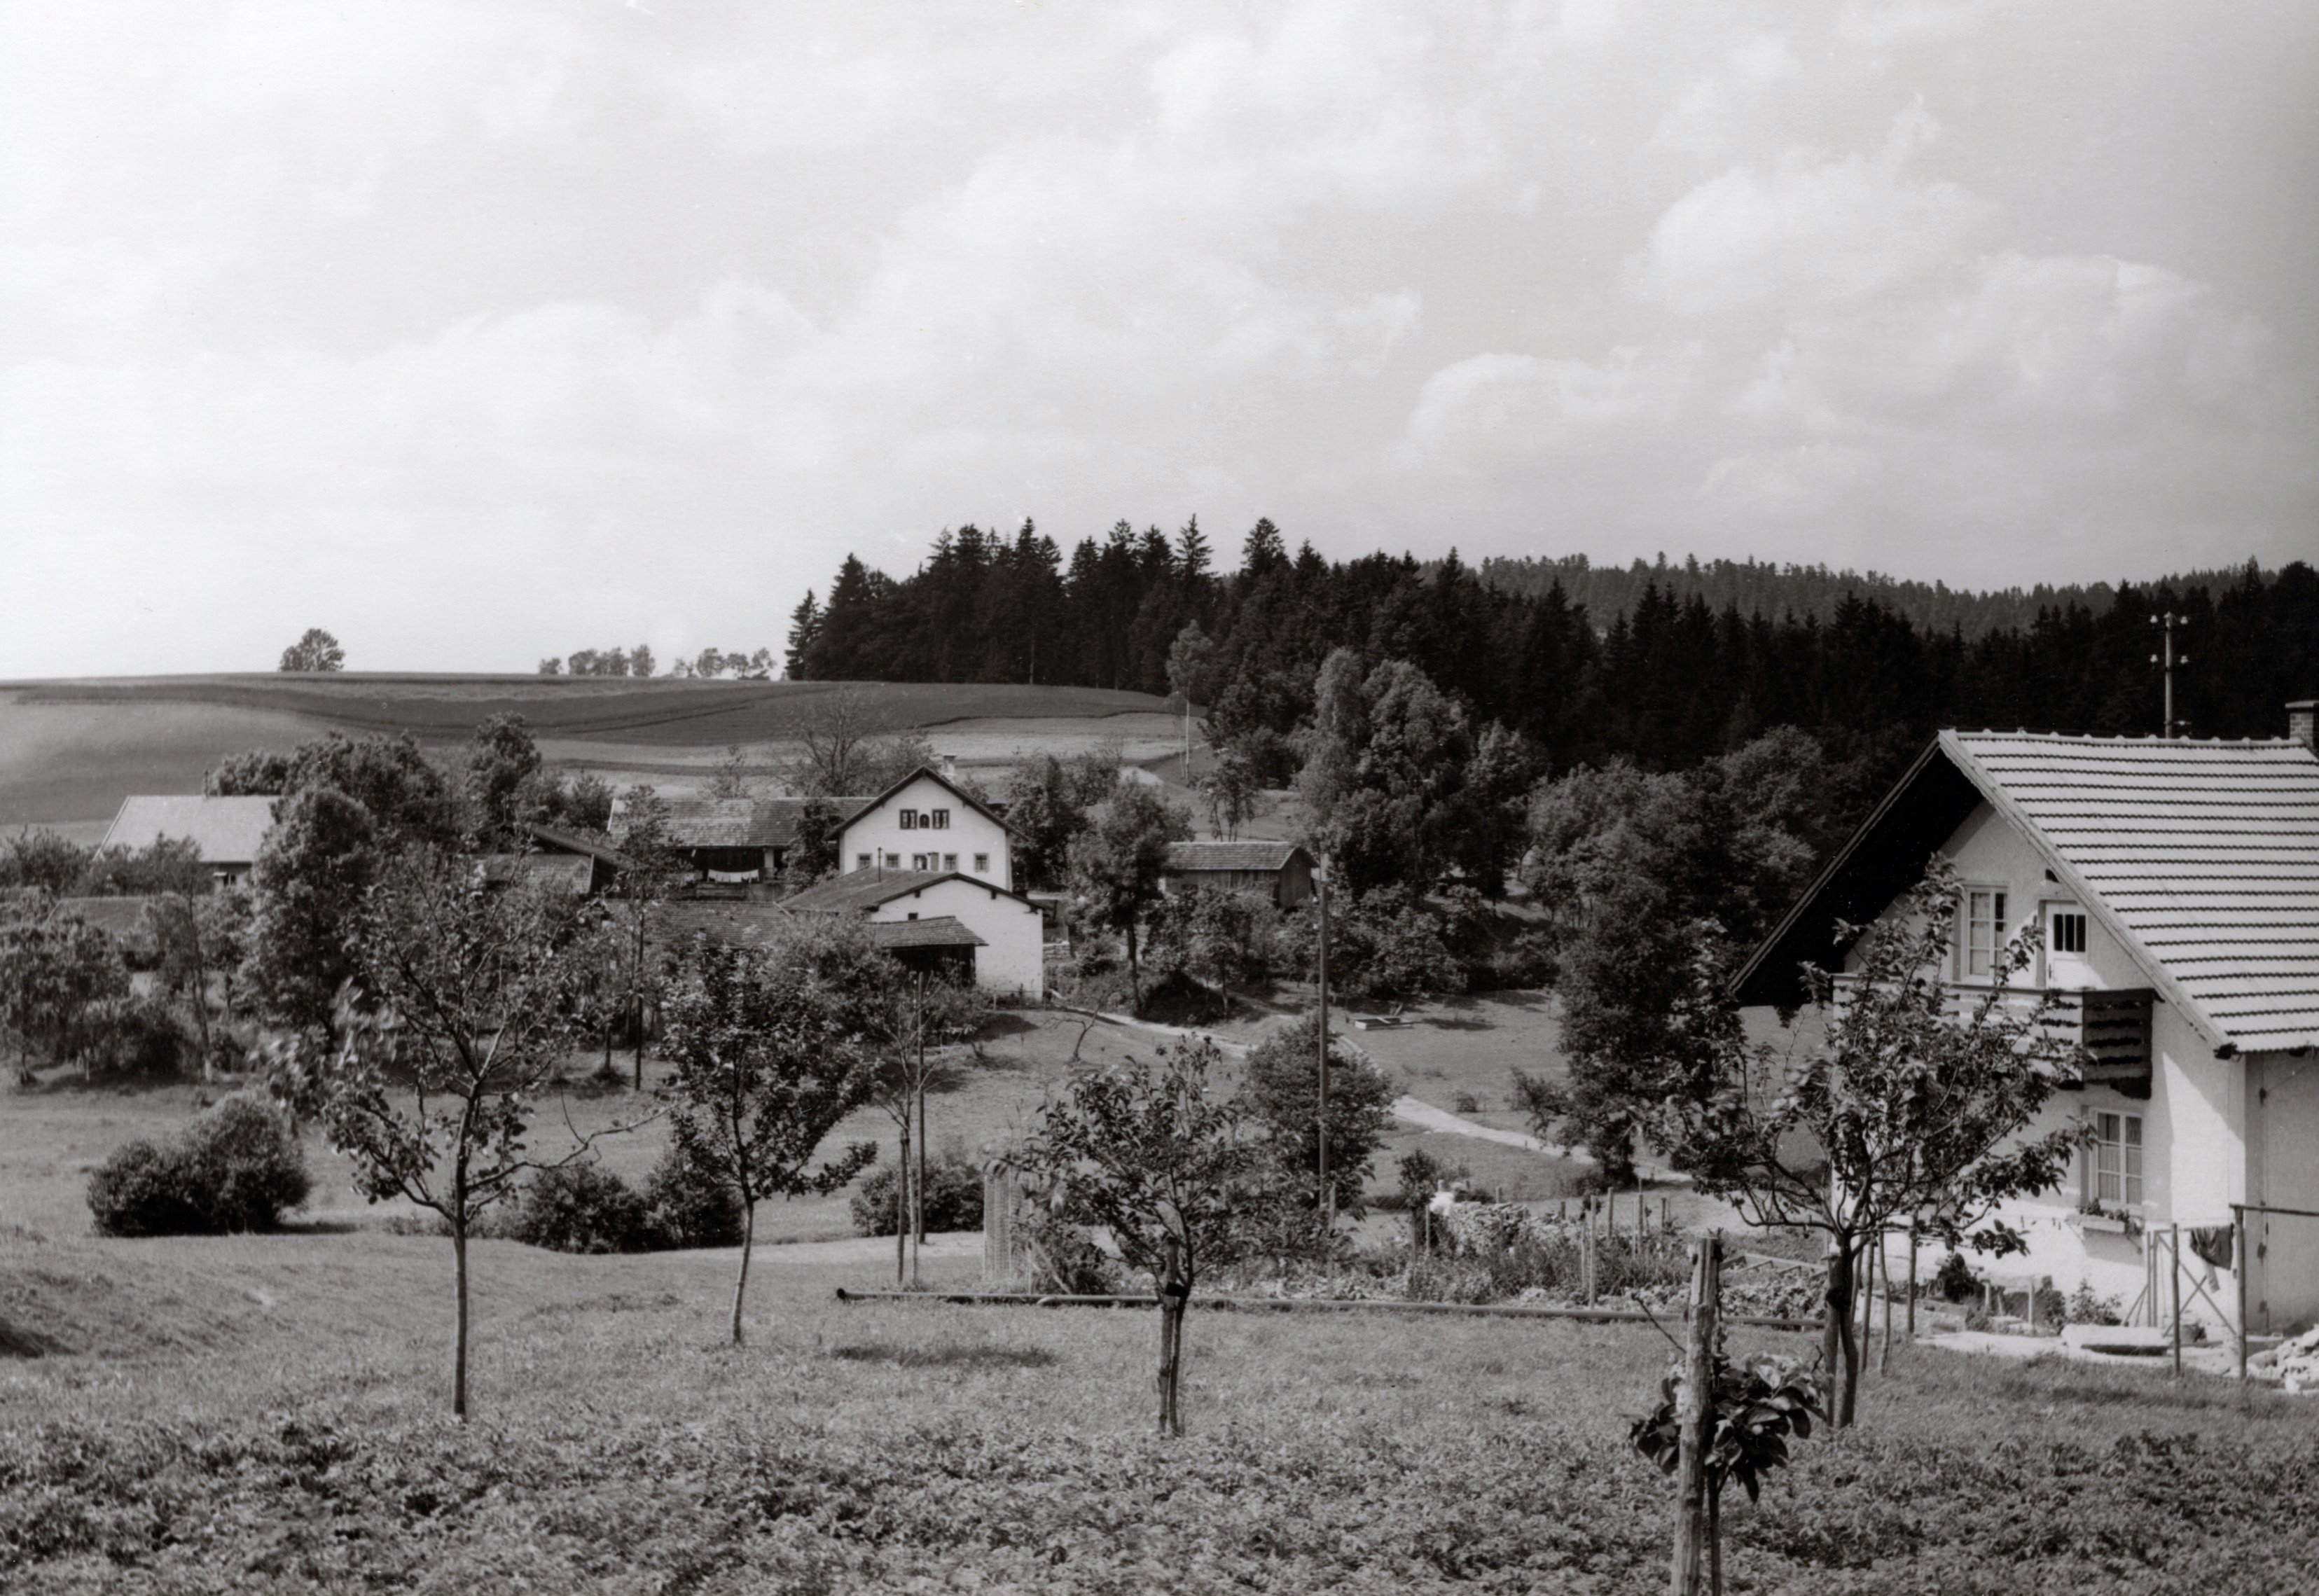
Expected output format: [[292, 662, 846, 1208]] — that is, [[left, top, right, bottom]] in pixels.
[[2248, 1055, 2319, 1332], [865, 875, 1044, 1000], [1855, 800, 2256, 1333], [843, 774, 1013, 890]]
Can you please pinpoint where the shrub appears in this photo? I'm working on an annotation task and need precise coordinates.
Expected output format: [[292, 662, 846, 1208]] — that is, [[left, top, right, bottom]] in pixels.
[[511, 1161, 651, 1254], [640, 1139, 744, 1249], [87, 1094, 310, 1235], [2065, 1281, 2124, 1326], [850, 1153, 984, 1236], [1932, 1251, 1979, 1303], [75, 997, 188, 1080]]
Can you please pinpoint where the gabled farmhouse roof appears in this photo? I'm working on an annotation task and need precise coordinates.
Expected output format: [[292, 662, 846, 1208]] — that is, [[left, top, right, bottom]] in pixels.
[[784, 868, 1032, 915], [866, 915, 984, 950], [843, 766, 1015, 837], [1163, 840, 1310, 873], [1733, 730, 2319, 1055], [527, 824, 637, 872], [100, 796, 277, 864], [611, 796, 865, 850], [476, 854, 595, 894]]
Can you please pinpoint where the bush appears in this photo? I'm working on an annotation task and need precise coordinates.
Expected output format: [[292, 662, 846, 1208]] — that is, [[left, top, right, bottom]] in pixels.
[[511, 1160, 651, 1254], [850, 1153, 984, 1236], [87, 1094, 310, 1235], [1932, 1251, 1979, 1303], [640, 1139, 743, 1249], [76, 997, 188, 1080]]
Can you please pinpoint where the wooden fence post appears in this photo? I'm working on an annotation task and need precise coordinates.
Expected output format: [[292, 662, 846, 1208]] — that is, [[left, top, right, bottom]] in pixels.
[[2234, 1205, 2249, 1381], [2169, 1223, 2183, 1380], [1671, 1233, 1722, 1596]]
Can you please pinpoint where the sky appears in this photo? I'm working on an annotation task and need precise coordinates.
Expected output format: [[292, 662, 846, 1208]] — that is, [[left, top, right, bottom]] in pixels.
[[2, 0, 2313, 676]]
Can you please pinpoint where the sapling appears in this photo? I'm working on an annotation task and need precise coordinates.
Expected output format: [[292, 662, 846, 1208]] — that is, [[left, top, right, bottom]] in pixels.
[[658, 929, 878, 1345]]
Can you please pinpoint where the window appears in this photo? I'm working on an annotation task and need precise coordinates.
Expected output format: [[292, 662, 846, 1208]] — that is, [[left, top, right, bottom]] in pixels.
[[2091, 1112, 2143, 1208], [911, 853, 930, 870], [884, 853, 900, 868], [1963, 888, 2007, 978], [856, 854, 871, 872], [973, 853, 990, 874], [2051, 910, 2088, 955], [932, 809, 950, 830], [906, 912, 919, 921], [900, 810, 916, 830], [943, 853, 957, 871]]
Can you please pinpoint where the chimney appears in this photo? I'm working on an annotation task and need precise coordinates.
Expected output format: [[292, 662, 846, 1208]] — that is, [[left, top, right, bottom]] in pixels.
[[941, 754, 958, 782], [2290, 700, 2318, 753]]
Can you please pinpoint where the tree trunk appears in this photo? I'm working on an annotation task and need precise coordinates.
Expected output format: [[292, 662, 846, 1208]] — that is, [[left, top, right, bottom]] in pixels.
[[1673, 1234, 1720, 1596], [894, 1123, 909, 1286], [1821, 1235, 1858, 1428], [1126, 917, 1142, 1013], [1708, 1480, 1723, 1596], [730, 1199, 756, 1346], [1156, 1236, 1189, 1436], [452, 1216, 471, 1421]]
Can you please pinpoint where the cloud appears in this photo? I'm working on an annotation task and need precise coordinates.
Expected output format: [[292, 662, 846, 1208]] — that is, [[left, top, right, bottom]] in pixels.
[[0, 0, 2311, 674]]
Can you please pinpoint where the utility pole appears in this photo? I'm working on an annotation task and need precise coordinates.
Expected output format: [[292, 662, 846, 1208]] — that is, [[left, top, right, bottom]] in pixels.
[[1315, 854, 1331, 1228], [2151, 612, 2191, 738]]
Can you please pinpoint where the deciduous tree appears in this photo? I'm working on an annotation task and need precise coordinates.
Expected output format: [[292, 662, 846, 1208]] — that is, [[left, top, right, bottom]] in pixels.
[[658, 930, 879, 1345], [1017, 1039, 1258, 1434], [1067, 785, 1191, 1008], [278, 628, 345, 672], [305, 851, 630, 1419], [1656, 863, 2086, 1426]]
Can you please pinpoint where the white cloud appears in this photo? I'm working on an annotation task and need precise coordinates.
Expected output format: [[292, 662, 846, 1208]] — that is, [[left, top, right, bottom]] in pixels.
[[0, 0, 2311, 674]]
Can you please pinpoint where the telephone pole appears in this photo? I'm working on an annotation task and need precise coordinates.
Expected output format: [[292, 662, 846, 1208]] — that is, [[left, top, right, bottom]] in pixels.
[[1315, 854, 1331, 1228], [2151, 613, 2191, 737]]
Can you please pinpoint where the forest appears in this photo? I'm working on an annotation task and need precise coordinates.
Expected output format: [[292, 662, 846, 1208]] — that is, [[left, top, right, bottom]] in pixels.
[[787, 520, 2319, 797]]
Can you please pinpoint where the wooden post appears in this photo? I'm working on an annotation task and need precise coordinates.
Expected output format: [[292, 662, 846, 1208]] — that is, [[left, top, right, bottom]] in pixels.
[[2169, 1223, 2183, 1379], [1879, 1231, 1895, 1374], [1906, 1223, 1918, 1339], [1315, 856, 1331, 1228], [2234, 1204, 2249, 1382], [1661, 1195, 1670, 1235], [1671, 1233, 1722, 1596]]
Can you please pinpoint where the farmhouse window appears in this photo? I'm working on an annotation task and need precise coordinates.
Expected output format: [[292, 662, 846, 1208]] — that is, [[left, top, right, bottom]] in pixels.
[[1962, 888, 2007, 978], [932, 809, 950, 829], [856, 854, 872, 871], [901, 810, 917, 830], [912, 853, 930, 870], [944, 853, 958, 870], [2051, 910, 2088, 955], [974, 853, 990, 874], [885, 853, 901, 868], [2090, 1112, 2143, 1208]]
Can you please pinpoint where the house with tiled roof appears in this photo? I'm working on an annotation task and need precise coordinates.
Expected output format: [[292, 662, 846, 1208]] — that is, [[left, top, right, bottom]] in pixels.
[[100, 796, 278, 884], [837, 763, 1016, 892], [784, 866, 1042, 999], [611, 794, 864, 886], [1161, 839, 1315, 908], [1736, 702, 2319, 1338]]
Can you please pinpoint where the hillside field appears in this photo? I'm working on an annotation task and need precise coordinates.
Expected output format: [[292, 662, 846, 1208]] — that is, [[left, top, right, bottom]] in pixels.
[[0, 675, 1183, 828]]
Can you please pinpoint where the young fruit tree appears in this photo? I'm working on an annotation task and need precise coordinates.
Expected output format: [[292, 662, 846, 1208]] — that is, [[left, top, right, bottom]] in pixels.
[[858, 971, 990, 1285], [658, 928, 879, 1346], [300, 851, 633, 1420], [1658, 862, 2086, 1426], [1016, 1038, 1258, 1435]]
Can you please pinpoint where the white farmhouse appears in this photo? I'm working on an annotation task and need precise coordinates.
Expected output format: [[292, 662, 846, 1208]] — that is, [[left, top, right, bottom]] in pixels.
[[784, 868, 1045, 999], [840, 764, 1014, 891], [1736, 705, 2319, 1340]]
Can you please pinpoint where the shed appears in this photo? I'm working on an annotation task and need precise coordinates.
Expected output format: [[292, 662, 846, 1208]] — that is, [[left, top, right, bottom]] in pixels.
[[1161, 839, 1316, 908]]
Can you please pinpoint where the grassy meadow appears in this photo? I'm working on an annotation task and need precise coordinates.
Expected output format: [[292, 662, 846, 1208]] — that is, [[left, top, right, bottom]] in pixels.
[[5, 1009, 2318, 1591]]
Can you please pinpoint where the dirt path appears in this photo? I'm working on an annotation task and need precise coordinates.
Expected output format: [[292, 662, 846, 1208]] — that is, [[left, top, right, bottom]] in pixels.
[[1390, 1094, 1574, 1156]]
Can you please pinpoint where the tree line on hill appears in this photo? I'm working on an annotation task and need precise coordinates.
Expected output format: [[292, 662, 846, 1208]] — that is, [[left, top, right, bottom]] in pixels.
[[784, 520, 2317, 785]]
